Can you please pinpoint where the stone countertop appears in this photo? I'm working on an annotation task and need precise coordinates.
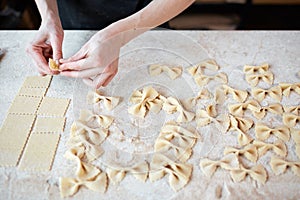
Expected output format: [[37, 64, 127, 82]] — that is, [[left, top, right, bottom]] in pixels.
[[0, 30, 300, 200]]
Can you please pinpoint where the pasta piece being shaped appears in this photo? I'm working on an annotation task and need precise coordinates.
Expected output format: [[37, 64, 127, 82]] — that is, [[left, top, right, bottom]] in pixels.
[[149, 153, 192, 192], [243, 63, 269, 74], [270, 156, 300, 177], [222, 85, 249, 103], [230, 163, 267, 184], [161, 96, 195, 123], [149, 64, 182, 80], [187, 59, 219, 76], [279, 83, 300, 97], [251, 86, 282, 102], [255, 123, 290, 142], [199, 154, 238, 177], [106, 161, 149, 184], [79, 109, 114, 129], [128, 86, 163, 118], [251, 103, 283, 120], [245, 72, 274, 87], [223, 144, 258, 163], [283, 113, 300, 128], [87, 90, 120, 111], [253, 140, 287, 157]]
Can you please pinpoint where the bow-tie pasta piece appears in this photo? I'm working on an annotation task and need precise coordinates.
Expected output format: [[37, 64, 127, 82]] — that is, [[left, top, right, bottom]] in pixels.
[[196, 105, 230, 132], [245, 72, 274, 87], [199, 154, 238, 178], [291, 128, 300, 158], [79, 109, 114, 129], [87, 90, 120, 111], [243, 64, 269, 74], [162, 96, 195, 123], [149, 154, 192, 191], [228, 100, 261, 117], [222, 85, 249, 103], [128, 86, 164, 118], [291, 128, 300, 144], [230, 164, 267, 184], [71, 121, 108, 145], [251, 86, 282, 102], [149, 64, 182, 80], [60, 163, 107, 198], [283, 113, 300, 128], [252, 103, 283, 120], [183, 88, 211, 109], [154, 138, 192, 162], [255, 123, 290, 142], [253, 140, 287, 157], [194, 72, 228, 87], [270, 156, 300, 177], [229, 115, 253, 133], [196, 104, 218, 127], [107, 162, 149, 184], [159, 122, 200, 149], [67, 135, 104, 162], [284, 105, 300, 115], [279, 83, 300, 97], [223, 144, 258, 162], [187, 59, 219, 76]]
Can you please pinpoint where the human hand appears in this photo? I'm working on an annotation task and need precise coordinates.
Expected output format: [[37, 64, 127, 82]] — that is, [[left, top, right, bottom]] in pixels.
[[26, 18, 64, 75], [59, 30, 121, 89]]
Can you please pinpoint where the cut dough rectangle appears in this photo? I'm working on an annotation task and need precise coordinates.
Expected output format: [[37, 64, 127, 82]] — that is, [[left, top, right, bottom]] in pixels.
[[37, 97, 70, 117], [0, 114, 36, 167], [18, 133, 60, 171], [22, 75, 52, 88], [18, 86, 48, 97], [8, 95, 42, 115], [33, 117, 66, 133]]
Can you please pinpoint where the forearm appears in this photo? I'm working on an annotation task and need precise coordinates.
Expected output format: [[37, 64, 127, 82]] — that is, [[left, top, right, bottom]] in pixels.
[[105, 0, 195, 43], [35, 0, 61, 24]]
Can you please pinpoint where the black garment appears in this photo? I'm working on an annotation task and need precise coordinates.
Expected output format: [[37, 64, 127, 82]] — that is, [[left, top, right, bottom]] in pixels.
[[57, 0, 150, 30]]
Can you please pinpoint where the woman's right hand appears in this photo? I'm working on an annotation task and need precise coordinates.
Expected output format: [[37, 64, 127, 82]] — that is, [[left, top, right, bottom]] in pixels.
[[26, 17, 64, 75]]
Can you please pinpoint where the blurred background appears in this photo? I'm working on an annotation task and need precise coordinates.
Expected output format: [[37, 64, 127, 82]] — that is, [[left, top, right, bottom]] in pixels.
[[0, 0, 299, 30]]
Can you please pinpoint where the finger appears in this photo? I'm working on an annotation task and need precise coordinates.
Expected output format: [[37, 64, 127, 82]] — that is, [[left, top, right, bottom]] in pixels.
[[82, 78, 94, 88], [27, 46, 53, 75], [94, 72, 113, 89], [51, 38, 63, 61], [102, 73, 116, 87], [60, 67, 102, 78], [60, 45, 88, 63], [82, 72, 111, 89], [59, 59, 87, 71]]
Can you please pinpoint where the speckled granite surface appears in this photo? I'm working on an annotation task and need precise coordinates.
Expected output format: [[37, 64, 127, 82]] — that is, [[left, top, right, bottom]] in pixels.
[[0, 30, 300, 200]]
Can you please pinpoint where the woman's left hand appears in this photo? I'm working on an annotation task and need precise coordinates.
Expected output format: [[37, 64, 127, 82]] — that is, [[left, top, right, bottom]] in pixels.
[[59, 30, 121, 88]]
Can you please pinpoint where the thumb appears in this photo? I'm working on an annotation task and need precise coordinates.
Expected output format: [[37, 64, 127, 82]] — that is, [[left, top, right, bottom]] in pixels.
[[51, 38, 63, 61]]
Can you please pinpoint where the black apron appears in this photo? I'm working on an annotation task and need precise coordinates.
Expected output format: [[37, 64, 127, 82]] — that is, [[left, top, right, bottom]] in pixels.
[[57, 0, 152, 30]]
